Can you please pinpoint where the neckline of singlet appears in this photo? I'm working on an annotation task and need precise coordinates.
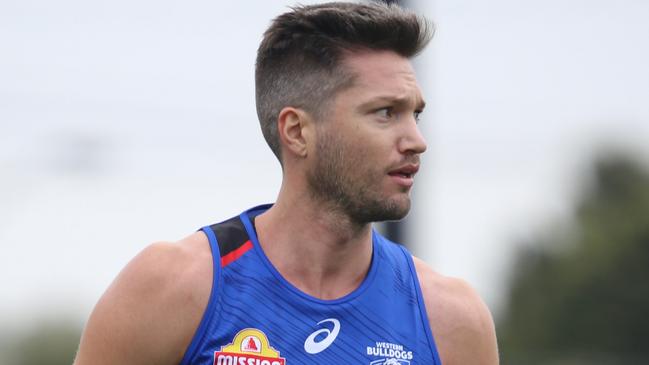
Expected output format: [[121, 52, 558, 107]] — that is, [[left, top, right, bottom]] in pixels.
[[240, 204, 381, 305]]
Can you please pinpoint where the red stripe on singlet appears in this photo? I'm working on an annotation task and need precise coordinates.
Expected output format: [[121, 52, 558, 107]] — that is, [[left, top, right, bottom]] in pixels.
[[220, 240, 253, 267]]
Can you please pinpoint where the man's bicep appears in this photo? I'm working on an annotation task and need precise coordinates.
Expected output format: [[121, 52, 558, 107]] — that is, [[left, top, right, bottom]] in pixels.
[[439, 280, 499, 364], [462, 286, 499, 365], [74, 243, 187, 365], [74, 284, 146, 364], [413, 257, 499, 365]]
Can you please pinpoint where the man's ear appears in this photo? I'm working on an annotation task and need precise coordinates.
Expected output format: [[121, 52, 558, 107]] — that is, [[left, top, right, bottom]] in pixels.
[[277, 107, 314, 159]]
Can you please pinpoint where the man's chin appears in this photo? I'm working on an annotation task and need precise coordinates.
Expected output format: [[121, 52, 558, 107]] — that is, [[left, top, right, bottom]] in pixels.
[[363, 197, 411, 223], [381, 208, 410, 222]]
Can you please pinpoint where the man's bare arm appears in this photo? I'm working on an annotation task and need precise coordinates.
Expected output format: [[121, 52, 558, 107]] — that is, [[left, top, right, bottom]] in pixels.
[[74, 233, 212, 365], [414, 257, 499, 365]]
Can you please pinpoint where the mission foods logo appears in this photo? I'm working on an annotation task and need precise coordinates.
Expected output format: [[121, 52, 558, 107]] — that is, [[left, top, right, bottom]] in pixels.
[[214, 328, 286, 365]]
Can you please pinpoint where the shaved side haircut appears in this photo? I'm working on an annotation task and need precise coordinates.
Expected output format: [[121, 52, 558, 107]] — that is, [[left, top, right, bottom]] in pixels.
[[255, 2, 433, 162]]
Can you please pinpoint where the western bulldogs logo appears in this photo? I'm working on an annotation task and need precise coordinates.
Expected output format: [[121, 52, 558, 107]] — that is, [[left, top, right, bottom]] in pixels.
[[370, 359, 410, 365]]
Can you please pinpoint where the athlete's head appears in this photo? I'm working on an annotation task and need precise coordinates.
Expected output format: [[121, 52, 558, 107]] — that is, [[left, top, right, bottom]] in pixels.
[[255, 1, 432, 162], [256, 2, 433, 224]]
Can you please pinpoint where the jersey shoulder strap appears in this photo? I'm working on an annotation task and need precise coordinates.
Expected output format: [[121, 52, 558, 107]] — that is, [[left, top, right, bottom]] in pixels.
[[180, 215, 254, 365], [202, 215, 254, 268]]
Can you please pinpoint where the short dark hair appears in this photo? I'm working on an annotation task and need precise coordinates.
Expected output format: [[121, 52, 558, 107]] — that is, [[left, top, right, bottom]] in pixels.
[[255, 2, 433, 162]]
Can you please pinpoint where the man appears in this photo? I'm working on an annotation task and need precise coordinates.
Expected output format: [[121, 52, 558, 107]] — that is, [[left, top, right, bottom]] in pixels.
[[74, 2, 498, 364]]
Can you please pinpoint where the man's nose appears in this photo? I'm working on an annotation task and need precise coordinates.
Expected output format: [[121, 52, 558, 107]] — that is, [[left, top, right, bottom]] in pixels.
[[398, 117, 427, 155]]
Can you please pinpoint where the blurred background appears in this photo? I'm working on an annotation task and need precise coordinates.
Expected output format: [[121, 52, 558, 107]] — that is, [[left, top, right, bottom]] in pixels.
[[1, 0, 648, 364]]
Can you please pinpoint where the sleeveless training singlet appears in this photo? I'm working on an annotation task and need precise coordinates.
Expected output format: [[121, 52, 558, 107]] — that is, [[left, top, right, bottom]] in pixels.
[[179, 204, 442, 365]]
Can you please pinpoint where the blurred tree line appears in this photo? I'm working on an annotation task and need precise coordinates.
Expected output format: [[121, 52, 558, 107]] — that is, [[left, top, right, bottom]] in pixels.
[[498, 152, 649, 364], [0, 319, 81, 365]]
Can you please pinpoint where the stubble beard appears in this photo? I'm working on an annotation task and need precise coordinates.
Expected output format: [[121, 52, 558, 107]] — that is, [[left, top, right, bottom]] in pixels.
[[306, 130, 411, 226]]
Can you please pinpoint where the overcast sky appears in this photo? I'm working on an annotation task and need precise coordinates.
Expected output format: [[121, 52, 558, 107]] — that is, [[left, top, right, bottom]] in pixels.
[[2, 0, 648, 327]]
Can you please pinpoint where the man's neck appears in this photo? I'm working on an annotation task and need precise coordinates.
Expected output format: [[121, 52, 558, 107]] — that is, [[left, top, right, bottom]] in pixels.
[[254, 194, 374, 300]]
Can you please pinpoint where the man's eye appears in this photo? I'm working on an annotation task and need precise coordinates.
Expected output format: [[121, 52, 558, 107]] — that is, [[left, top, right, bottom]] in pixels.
[[376, 107, 395, 119], [414, 110, 422, 123]]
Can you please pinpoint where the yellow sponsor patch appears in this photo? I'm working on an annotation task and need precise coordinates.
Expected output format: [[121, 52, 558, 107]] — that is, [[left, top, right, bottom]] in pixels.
[[214, 328, 286, 365]]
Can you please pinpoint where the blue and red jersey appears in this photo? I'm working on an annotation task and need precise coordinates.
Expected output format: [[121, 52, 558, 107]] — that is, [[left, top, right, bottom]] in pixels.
[[179, 204, 441, 365]]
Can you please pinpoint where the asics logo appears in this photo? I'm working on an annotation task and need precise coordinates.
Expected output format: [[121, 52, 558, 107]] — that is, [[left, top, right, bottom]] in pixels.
[[303, 318, 341, 354]]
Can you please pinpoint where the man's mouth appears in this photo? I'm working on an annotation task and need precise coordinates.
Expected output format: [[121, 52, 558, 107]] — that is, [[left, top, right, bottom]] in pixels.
[[387, 165, 419, 187], [388, 171, 414, 178]]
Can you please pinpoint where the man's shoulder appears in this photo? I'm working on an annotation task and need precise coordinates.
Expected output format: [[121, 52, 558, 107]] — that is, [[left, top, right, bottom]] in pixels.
[[123, 231, 214, 334], [74, 231, 213, 365], [412, 257, 499, 365], [412, 256, 486, 321], [116, 232, 213, 307], [131, 232, 213, 288]]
